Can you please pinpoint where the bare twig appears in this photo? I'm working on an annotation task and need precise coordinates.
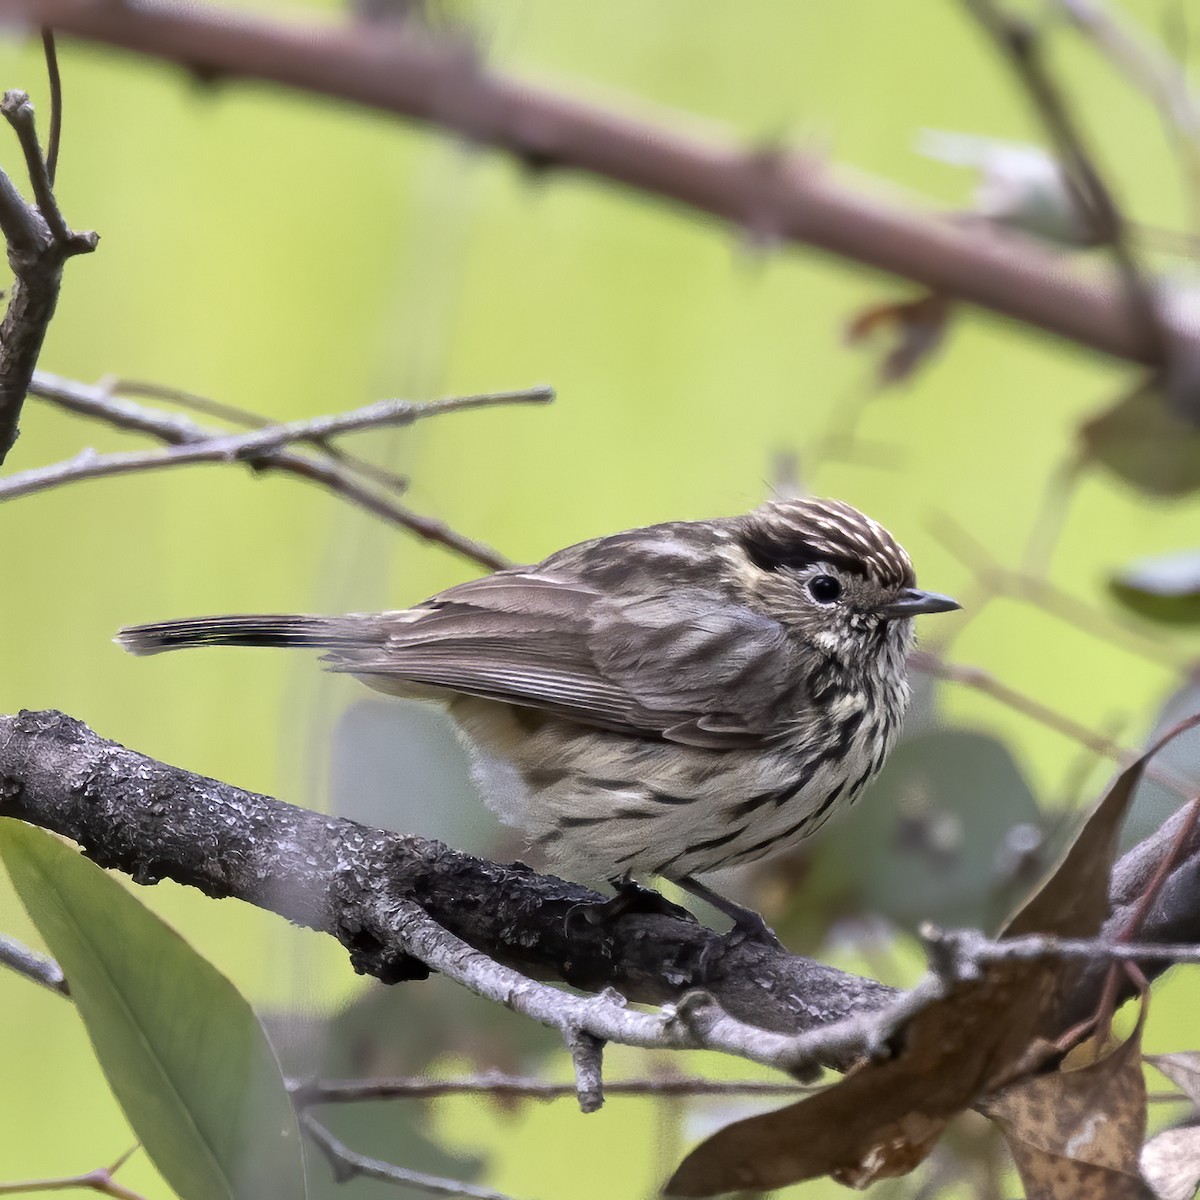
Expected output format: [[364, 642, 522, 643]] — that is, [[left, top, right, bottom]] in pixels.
[[0, 1147, 144, 1200], [929, 509, 1185, 669], [21, 373, 549, 569], [289, 1072, 817, 1106], [40, 30, 61, 187], [105, 377, 412, 495], [0, 932, 68, 996], [374, 893, 923, 1080], [12, 384, 552, 487], [965, 0, 1166, 359], [0, 90, 96, 465], [910, 650, 1196, 801], [2, 88, 68, 243], [5, 0, 1190, 365], [1053, 0, 1200, 231], [300, 1114, 516, 1200], [932, 927, 1200, 967]]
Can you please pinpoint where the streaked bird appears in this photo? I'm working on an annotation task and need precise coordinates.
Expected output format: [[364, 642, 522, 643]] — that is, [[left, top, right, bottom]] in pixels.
[[119, 497, 958, 939]]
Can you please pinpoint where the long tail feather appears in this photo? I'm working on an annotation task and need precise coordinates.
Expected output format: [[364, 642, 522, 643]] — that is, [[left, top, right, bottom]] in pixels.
[[116, 614, 371, 656]]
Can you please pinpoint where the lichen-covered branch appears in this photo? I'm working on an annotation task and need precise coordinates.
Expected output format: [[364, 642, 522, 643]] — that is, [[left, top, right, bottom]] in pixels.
[[2, 709, 1198, 1079]]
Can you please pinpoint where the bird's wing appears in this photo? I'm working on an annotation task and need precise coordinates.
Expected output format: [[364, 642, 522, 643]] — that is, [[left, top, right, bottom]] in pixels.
[[323, 570, 802, 747]]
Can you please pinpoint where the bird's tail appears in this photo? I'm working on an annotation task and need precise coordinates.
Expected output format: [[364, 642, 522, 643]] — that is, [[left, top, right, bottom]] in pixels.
[[117, 613, 376, 656]]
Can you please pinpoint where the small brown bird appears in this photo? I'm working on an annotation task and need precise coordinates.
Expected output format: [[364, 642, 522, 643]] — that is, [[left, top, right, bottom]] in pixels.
[[119, 497, 958, 938]]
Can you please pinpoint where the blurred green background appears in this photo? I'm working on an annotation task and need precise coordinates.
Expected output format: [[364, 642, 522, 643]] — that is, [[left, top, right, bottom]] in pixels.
[[2, 1, 1199, 1196]]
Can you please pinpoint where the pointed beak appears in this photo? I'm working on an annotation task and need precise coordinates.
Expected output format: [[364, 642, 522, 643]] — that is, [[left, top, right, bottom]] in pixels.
[[880, 588, 961, 619]]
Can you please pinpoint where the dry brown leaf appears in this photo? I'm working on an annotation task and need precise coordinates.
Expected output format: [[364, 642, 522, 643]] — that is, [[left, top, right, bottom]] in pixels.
[[1148, 1055, 1200, 1109], [664, 742, 1151, 1198], [984, 1003, 1149, 1200], [845, 291, 954, 387], [1141, 1125, 1200, 1200]]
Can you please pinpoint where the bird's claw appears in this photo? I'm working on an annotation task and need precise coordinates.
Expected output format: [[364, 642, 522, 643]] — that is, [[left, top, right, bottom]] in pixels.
[[564, 876, 697, 937]]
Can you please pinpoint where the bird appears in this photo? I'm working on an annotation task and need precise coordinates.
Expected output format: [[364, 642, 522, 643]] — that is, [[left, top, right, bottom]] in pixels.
[[118, 497, 958, 941]]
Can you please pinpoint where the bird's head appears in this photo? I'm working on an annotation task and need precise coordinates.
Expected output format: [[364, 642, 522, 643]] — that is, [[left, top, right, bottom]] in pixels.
[[733, 497, 959, 681]]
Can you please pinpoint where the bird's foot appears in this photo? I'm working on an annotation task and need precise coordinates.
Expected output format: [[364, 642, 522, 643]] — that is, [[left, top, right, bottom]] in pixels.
[[565, 873, 696, 935], [723, 907, 784, 951], [673, 874, 784, 950]]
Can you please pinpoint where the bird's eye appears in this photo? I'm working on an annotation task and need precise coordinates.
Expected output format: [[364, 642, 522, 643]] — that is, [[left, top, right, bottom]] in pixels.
[[807, 575, 842, 604]]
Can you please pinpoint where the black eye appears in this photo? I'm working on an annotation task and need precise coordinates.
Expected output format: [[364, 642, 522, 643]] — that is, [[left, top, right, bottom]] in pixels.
[[807, 575, 842, 604]]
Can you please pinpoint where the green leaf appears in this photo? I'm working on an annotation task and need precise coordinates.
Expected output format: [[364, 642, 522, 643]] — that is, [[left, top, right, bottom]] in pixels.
[[1079, 388, 1200, 498], [1110, 548, 1200, 624], [0, 820, 306, 1200]]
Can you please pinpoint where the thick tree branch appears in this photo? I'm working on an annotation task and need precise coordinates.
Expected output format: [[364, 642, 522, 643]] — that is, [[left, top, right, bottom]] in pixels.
[[2, 709, 1198, 1077], [4, 0, 1190, 365], [0, 709, 898, 1071]]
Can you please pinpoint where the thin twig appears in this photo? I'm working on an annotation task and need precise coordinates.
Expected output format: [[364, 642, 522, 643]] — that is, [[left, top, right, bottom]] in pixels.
[[910, 650, 1196, 801], [0, 933, 68, 996], [8, 0, 1192, 365], [0, 1147, 145, 1199], [1053, 0, 1200, 234], [2, 89, 68, 243], [22, 373, 544, 569], [373, 891, 971, 1086], [943, 928, 1200, 966], [289, 1072, 818, 1106], [300, 1113, 520, 1200], [105, 377, 412, 494], [930, 509, 1184, 669], [39, 29, 61, 188], [0, 91, 96, 465], [965, 0, 1167, 359]]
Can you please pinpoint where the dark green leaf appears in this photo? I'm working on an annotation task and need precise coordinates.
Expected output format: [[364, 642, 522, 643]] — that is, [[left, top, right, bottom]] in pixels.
[[1079, 388, 1200, 498], [1110, 549, 1200, 624], [0, 820, 306, 1200]]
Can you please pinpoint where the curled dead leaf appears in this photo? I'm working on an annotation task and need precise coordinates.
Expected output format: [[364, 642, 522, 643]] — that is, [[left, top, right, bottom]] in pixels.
[[983, 1003, 1150, 1200], [845, 291, 954, 387]]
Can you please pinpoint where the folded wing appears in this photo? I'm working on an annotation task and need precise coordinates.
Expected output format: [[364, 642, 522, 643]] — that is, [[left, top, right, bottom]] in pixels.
[[326, 569, 802, 748]]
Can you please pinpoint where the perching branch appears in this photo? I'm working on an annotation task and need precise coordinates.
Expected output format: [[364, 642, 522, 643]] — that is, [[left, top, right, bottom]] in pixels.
[[0, 88, 96, 465], [7, 0, 1193, 366], [3, 708, 1200, 1091]]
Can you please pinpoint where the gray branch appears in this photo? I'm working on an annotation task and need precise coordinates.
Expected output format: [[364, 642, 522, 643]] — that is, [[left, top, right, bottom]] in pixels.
[[18, 373, 533, 570], [0, 91, 97, 466], [2, 709, 1198, 1084], [0, 931, 68, 996]]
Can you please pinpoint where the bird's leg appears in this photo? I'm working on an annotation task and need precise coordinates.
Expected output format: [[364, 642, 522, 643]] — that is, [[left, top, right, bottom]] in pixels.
[[565, 872, 695, 934], [673, 875, 783, 949]]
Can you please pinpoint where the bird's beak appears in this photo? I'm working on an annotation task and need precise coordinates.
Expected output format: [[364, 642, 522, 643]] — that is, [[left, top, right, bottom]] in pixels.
[[880, 588, 961, 619]]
